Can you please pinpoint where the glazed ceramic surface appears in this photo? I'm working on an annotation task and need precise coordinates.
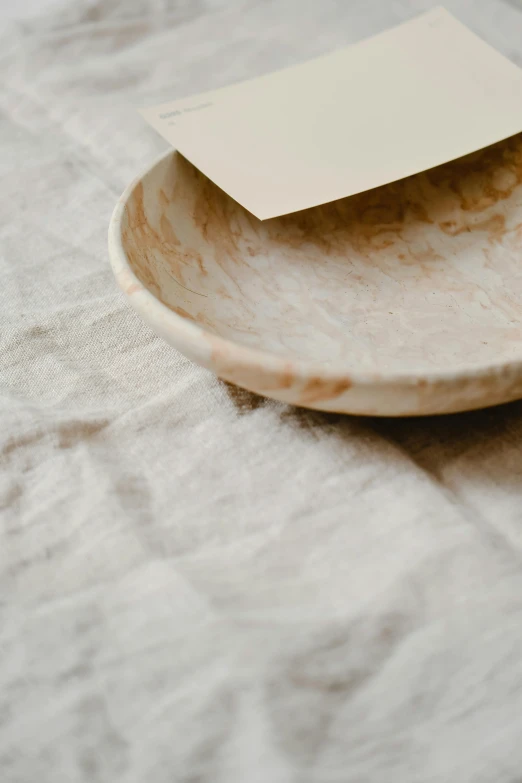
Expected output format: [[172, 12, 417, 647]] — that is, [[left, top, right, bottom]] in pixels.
[[109, 134, 522, 416]]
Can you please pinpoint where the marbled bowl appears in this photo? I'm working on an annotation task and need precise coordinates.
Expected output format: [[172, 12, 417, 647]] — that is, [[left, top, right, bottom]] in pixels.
[[109, 135, 522, 416]]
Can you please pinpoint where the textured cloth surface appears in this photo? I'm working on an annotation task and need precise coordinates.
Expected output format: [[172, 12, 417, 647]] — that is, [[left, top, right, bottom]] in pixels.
[[3, 1, 522, 781]]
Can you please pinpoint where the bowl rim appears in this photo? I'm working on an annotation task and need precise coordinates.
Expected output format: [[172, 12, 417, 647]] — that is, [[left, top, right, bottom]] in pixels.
[[108, 148, 522, 390]]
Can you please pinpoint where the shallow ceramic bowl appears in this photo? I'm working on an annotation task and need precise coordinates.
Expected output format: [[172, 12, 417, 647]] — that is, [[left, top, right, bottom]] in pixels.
[[109, 135, 522, 416]]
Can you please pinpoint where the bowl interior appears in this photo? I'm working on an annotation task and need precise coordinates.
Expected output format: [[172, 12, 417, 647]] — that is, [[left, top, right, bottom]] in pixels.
[[121, 134, 522, 374]]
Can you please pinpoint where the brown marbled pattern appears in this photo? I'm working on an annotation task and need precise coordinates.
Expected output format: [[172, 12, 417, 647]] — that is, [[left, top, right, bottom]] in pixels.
[[109, 133, 522, 415]]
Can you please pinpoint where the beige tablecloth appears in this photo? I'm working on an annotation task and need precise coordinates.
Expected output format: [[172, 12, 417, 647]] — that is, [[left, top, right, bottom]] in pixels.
[[3, 1, 522, 781]]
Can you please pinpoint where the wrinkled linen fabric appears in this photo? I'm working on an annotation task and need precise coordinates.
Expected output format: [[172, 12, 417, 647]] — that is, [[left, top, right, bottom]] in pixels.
[[2, 0, 522, 781]]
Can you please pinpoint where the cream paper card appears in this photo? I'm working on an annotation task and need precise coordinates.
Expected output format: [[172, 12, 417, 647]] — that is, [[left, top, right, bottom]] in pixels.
[[140, 7, 522, 220]]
